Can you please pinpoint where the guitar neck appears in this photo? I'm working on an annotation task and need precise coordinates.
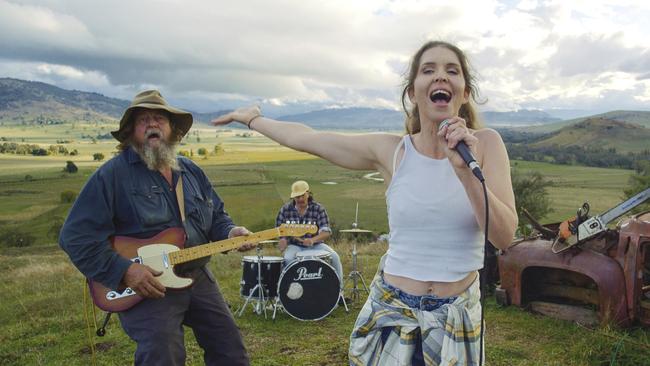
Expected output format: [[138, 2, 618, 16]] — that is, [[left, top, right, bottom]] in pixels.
[[169, 227, 280, 265]]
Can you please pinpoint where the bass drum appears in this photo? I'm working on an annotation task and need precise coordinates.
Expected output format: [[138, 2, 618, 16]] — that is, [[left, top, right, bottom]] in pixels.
[[277, 257, 340, 321]]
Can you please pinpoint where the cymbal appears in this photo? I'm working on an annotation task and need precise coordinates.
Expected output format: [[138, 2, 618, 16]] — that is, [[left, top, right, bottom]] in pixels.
[[339, 228, 373, 233], [258, 240, 279, 244]]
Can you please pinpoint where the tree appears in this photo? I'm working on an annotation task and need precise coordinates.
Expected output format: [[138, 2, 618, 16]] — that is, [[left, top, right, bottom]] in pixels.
[[197, 147, 207, 156], [512, 170, 553, 236], [93, 152, 105, 161], [31, 148, 48, 156], [624, 161, 650, 214], [63, 161, 78, 173]]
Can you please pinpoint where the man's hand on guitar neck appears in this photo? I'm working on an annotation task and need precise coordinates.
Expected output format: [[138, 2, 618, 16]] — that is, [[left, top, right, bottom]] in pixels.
[[124, 263, 166, 299], [229, 226, 257, 252]]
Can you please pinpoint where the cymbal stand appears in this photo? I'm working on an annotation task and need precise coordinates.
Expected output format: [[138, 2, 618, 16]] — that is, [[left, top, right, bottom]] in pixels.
[[237, 245, 269, 318], [345, 236, 370, 302], [344, 208, 370, 302]]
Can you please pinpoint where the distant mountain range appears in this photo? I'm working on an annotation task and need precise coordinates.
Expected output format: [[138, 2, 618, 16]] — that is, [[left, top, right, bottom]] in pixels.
[[1, 77, 649, 134], [0, 77, 127, 124], [277, 108, 404, 131], [482, 110, 562, 125]]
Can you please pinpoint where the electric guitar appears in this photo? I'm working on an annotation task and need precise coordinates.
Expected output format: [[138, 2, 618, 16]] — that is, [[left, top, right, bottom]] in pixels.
[[87, 223, 317, 312]]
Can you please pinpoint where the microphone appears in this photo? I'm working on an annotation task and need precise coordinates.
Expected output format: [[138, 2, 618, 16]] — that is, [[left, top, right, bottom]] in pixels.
[[438, 119, 485, 182]]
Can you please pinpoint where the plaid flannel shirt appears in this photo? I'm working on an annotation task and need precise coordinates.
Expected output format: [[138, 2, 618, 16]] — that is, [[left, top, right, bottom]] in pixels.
[[349, 255, 483, 366], [275, 200, 331, 247]]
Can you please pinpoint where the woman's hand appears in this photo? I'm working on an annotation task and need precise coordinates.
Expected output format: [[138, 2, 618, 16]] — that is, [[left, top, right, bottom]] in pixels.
[[436, 117, 479, 171], [211, 105, 261, 128]]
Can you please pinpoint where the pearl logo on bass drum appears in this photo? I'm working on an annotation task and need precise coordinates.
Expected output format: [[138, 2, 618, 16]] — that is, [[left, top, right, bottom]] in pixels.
[[293, 266, 323, 281]]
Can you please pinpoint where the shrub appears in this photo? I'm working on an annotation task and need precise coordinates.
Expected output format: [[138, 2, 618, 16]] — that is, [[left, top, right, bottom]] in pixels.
[[93, 152, 105, 161], [48, 216, 64, 240], [60, 190, 77, 203], [64, 161, 78, 173], [512, 170, 553, 236], [0, 228, 36, 247]]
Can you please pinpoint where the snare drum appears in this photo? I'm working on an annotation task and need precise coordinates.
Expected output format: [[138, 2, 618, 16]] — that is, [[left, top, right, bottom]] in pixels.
[[240, 256, 283, 299], [277, 257, 341, 321], [295, 249, 331, 264]]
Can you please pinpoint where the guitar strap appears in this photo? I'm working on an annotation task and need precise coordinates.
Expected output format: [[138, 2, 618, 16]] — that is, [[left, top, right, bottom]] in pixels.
[[175, 176, 186, 224]]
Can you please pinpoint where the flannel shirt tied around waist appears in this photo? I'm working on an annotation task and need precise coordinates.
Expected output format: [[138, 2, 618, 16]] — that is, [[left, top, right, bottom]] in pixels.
[[349, 255, 483, 366]]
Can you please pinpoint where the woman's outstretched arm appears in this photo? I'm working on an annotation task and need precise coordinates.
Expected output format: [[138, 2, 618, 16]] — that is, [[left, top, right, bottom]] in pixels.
[[212, 105, 400, 177]]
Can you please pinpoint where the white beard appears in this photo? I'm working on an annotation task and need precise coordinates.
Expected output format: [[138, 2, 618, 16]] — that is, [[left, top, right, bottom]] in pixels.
[[133, 129, 179, 171]]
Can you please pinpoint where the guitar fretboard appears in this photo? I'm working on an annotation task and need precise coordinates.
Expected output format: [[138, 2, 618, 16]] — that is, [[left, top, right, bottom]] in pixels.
[[168, 227, 281, 264]]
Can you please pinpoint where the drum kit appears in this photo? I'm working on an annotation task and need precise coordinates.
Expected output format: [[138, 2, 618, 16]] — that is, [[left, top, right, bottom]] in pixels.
[[237, 239, 344, 321], [237, 204, 373, 321]]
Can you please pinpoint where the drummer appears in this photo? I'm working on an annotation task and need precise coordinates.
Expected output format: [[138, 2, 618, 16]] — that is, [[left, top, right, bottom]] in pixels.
[[275, 180, 344, 286]]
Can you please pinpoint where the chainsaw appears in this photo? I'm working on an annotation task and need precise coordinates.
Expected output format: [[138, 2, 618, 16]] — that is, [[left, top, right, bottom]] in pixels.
[[552, 187, 650, 253]]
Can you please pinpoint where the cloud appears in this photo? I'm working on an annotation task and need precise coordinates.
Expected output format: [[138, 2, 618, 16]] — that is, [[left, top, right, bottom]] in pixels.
[[0, 0, 648, 113]]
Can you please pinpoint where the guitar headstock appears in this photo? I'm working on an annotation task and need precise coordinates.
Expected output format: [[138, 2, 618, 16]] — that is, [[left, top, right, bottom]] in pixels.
[[278, 223, 318, 237]]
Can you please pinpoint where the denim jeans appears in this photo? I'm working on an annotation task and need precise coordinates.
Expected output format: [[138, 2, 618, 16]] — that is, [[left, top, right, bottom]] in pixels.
[[380, 275, 456, 311], [283, 243, 344, 287], [118, 267, 249, 366]]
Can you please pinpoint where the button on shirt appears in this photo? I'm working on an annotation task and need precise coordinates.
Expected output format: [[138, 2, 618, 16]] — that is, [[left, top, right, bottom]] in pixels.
[[59, 147, 235, 290], [275, 200, 331, 248]]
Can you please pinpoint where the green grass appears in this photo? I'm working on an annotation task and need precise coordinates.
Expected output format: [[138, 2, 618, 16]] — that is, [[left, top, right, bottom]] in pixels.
[[511, 160, 633, 223], [1, 243, 649, 365], [0, 124, 647, 365]]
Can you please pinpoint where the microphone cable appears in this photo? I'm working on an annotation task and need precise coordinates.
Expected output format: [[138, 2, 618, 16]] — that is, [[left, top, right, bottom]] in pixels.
[[478, 179, 489, 366]]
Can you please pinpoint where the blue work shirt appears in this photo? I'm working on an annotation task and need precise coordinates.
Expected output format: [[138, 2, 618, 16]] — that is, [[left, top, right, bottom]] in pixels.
[[59, 147, 235, 290]]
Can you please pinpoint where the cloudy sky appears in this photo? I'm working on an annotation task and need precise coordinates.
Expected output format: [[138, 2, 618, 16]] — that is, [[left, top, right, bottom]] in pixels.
[[1, 0, 649, 117]]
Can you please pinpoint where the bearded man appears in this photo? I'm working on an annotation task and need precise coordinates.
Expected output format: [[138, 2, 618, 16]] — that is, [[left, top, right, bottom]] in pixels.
[[59, 90, 251, 365]]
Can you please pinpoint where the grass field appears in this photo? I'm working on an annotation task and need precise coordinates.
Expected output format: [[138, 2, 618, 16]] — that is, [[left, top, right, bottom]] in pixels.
[[0, 125, 648, 365], [2, 242, 649, 365]]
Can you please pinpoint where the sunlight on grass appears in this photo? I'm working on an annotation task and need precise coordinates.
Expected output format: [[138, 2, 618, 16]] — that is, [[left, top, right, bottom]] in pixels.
[[0, 124, 647, 365]]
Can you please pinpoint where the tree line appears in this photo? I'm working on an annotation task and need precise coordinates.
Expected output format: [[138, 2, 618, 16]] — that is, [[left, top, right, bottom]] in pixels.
[[506, 143, 650, 170], [498, 128, 649, 170], [0, 142, 78, 156]]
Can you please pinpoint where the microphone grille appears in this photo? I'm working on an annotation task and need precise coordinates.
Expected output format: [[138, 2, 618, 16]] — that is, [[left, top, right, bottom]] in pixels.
[[438, 119, 451, 132]]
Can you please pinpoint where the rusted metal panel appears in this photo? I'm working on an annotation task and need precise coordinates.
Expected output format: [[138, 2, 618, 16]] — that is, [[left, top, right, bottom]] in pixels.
[[497, 211, 650, 327]]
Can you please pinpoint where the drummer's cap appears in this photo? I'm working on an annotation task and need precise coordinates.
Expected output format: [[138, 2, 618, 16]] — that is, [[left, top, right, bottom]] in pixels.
[[290, 180, 310, 198]]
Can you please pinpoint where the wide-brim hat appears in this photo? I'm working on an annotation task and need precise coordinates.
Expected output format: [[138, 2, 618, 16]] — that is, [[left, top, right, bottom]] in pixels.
[[290, 180, 310, 198], [111, 90, 193, 142]]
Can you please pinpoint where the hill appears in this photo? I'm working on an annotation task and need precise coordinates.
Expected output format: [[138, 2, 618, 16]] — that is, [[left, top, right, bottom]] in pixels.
[[524, 110, 650, 133], [529, 117, 650, 153], [1, 77, 648, 134], [0, 78, 127, 125]]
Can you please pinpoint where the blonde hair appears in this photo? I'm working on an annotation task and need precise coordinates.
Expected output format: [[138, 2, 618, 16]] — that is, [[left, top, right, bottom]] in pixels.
[[401, 41, 484, 134]]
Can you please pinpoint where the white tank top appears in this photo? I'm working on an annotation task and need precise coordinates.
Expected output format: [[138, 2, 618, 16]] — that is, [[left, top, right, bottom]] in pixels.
[[384, 135, 483, 282]]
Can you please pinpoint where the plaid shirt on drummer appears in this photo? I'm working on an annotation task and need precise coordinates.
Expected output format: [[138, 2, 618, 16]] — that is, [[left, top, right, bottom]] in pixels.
[[275, 200, 331, 248]]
